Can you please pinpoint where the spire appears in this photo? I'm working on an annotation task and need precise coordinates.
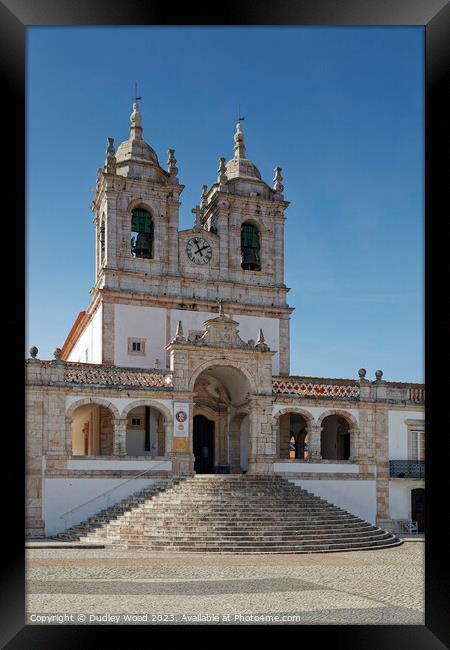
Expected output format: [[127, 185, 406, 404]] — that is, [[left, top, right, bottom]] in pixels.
[[130, 101, 143, 141], [233, 120, 246, 159], [273, 166, 284, 198]]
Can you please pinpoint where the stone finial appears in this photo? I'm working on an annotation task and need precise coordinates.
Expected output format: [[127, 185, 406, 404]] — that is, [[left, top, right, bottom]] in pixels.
[[104, 137, 116, 173], [216, 298, 225, 316], [192, 205, 202, 231], [233, 120, 246, 159], [130, 101, 143, 141], [174, 320, 186, 342], [164, 374, 173, 386], [53, 347, 62, 360], [358, 368, 367, 379], [29, 346, 38, 359], [217, 156, 227, 187], [167, 148, 179, 183], [200, 184, 208, 210], [273, 166, 284, 198], [375, 369, 384, 382], [255, 328, 270, 351]]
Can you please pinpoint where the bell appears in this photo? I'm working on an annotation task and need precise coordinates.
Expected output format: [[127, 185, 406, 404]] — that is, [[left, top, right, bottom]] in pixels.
[[241, 246, 261, 271], [133, 232, 152, 258]]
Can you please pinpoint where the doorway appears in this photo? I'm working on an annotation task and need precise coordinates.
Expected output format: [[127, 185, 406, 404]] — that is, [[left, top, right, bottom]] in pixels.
[[411, 488, 425, 533], [193, 415, 215, 474]]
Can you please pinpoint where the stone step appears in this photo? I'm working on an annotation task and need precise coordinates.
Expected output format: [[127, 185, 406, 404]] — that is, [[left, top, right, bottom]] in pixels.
[[56, 475, 401, 554]]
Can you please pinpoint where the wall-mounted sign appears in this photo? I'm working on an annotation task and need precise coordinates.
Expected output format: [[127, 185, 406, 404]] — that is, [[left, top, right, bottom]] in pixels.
[[173, 402, 189, 438]]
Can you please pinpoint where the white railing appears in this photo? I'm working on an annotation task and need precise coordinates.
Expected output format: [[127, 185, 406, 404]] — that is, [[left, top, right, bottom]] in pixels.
[[59, 460, 171, 526]]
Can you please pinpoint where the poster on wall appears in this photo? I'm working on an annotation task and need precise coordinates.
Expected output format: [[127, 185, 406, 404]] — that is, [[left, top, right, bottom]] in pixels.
[[173, 402, 189, 438]]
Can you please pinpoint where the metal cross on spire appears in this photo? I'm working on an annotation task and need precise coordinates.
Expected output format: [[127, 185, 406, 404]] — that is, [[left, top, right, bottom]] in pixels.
[[237, 104, 245, 122], [132, 81, 142, 103]]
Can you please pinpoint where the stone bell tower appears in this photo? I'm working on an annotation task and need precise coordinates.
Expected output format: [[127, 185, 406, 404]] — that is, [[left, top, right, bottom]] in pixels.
[[62, 106, 293, 376]]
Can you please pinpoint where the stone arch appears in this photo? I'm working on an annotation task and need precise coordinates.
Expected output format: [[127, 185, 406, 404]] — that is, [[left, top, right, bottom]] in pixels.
[[120, 399, 173, 425], [272, 407, 314, 460], [66, 397, 120, 456], [120, 399, 173, 457], [126, 198, 155, 215], [318, 409, 359, 461], [66, 397, 121, 421], [188, 359, 257, 396], [317, 409, 358, 430], [272, 407, 315, 424]]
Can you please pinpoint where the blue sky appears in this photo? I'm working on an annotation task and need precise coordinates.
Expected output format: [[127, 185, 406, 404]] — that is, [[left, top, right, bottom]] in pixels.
[[27, 27, 424, 382]]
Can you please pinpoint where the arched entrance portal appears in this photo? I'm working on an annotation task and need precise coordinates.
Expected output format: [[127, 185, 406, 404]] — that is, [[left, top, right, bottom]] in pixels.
[[192, 365, 252, 474]]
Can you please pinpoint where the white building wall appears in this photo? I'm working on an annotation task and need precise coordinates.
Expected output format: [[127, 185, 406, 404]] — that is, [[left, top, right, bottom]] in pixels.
[[67, 305, 103, 363], [288, 478, 377, 524], [114, 304, 166, 368], [389, 480, 425, 520], [43, 476, 166, 537], [388, 409, 425, 460]]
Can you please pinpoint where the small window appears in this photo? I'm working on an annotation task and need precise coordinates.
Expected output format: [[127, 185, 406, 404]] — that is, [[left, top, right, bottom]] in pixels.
[[411, 430, 425, 461], [85, 347, 89, 362], [131, 418, 141, 426], [128, 338, 146, 356]]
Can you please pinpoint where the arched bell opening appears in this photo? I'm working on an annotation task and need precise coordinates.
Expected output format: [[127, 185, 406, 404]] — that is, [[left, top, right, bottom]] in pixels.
[[131, 207, 154, 259], [241, 221, 261, 271]]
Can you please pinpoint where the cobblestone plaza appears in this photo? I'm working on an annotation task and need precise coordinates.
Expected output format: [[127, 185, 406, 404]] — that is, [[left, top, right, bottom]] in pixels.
[[26, 541, 424, 625]]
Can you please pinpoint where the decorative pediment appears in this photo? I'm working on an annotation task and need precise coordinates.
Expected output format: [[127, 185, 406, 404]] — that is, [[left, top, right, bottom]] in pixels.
[[169, 308, 271, 352]]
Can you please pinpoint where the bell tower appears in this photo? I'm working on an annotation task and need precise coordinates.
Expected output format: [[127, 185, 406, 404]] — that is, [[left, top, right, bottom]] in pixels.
[[62, 105, 293, 375]]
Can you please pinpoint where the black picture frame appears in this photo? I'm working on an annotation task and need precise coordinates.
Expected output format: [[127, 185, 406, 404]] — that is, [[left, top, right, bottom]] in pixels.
[[2, 0, 449, 646]]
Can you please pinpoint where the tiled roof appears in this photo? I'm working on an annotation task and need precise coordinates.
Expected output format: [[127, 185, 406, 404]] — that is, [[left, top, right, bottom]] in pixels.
[[63, 363, 172, 389]]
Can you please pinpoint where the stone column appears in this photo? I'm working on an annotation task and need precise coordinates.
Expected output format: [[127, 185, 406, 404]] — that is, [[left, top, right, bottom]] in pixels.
[[167, 197, 180, 276], [113, 417, 128, 456], [306, 422, 322, 460], [348, 426, 360, 462], [65, 416, 73, 455], [374, 406, 391, 529], [247, 396, 275, 475]]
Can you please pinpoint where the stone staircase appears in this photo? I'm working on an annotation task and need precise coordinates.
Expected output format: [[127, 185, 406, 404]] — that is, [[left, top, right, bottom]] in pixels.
[[56, 475, 402, 554]]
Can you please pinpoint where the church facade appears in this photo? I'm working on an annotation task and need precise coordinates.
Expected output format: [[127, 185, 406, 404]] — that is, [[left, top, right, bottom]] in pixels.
[[25, 103, 425, 539]]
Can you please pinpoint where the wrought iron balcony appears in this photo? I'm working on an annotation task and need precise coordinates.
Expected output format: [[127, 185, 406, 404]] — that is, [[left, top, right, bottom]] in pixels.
[[390, 460, 425, 479]]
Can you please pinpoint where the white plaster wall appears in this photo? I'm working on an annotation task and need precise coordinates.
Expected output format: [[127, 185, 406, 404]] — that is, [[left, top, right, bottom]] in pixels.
[[388, 410, 425, 460], [389, 480, 425, 520], [171, 309, 280, 373], [67, 305, 102, 364], [43, 477, 164, 536], [288, 479, 377, 524], [274, 463, 360, 474], [126, 409, 159, 455], [114, 304, 166, 368]]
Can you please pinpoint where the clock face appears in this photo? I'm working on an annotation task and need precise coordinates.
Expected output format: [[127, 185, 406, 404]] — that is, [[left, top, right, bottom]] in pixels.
[[186, 237, 212, 265]]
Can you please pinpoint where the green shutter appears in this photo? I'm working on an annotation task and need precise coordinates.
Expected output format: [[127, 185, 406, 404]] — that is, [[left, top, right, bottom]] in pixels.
[[241, 223, 260, 249], [132, 209, 153, 234]]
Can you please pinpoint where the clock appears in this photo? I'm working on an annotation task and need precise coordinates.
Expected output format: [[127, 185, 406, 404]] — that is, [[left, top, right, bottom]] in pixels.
[[186, 237, 212, 265]]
